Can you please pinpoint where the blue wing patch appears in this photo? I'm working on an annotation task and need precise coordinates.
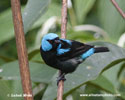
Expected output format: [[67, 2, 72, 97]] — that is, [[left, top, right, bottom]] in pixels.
[[60, 39, 72, 45], [81, 48, 95, 59], [57, 44, 70, 55]]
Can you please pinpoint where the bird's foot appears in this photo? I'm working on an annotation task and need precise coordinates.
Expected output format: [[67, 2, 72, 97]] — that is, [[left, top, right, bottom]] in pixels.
[[57, 73, 66, 86]]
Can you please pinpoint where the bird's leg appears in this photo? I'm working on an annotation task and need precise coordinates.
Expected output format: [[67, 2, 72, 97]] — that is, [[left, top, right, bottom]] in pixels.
[[57, 73, 66, 86]]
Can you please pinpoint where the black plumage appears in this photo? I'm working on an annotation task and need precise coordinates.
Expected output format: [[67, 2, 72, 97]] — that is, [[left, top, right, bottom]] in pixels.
[[40, 38, 109, 73], [40, 33, 109, 84]]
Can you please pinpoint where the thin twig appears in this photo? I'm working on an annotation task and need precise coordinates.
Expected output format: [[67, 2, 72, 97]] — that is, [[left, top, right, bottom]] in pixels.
[[61, 0, 68, 39], [57, 0, 68, 100], [11, 0, 33, 100], [110, 0, 125, 19]]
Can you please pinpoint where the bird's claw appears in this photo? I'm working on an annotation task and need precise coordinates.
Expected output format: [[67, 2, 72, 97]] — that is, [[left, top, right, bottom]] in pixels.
[[57, 77, 66, 86], [57, 73, 66, 86]]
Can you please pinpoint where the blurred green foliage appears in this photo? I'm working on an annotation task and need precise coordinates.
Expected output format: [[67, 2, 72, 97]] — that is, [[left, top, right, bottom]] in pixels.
[[0, 0, 125, 100]]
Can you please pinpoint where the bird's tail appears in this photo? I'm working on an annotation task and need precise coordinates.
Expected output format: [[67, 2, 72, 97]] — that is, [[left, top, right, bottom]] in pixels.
[[94, 47, 109, 53]]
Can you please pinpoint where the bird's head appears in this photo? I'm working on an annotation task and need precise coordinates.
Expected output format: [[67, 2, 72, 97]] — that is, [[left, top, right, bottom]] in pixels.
[[41, 33, 60, 51]]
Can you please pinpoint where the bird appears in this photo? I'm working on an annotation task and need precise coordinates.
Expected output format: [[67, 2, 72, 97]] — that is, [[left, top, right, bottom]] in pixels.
[[40, 33, 109, 84]]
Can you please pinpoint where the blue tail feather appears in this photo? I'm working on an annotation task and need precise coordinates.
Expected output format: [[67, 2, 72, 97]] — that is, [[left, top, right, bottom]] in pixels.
[[81, 48, 95, 59]]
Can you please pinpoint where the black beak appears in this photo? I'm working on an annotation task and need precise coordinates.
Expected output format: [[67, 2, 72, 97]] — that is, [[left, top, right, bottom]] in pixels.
[[55, 40, 60, 44]]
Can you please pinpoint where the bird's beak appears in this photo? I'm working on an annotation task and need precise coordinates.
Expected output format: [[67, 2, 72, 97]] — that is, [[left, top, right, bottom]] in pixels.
[[55, 40, 60, 44]]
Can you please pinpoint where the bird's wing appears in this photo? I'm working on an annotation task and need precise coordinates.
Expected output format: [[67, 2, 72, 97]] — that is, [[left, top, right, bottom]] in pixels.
[[56, 39, 94, 61]]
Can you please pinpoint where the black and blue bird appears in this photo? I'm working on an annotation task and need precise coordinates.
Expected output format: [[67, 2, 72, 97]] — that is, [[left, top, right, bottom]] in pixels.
[[40, 33, 109, 84]]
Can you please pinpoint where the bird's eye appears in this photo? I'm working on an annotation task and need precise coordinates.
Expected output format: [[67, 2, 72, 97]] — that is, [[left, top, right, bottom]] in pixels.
[[55, 37, 59, 40], [47, 40, 53, 44]]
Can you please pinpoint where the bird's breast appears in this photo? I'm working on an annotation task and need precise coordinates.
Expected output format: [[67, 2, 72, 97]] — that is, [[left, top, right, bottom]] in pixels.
[[40, 49, 58, 69]]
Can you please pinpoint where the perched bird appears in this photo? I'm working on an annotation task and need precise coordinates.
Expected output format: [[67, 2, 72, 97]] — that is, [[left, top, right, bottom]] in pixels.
[[40, 33, 109, 84]]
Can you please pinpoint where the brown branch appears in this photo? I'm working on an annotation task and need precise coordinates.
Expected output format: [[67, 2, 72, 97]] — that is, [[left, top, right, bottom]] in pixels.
[[61, 0, 68, 39], [11, 0, 33, 100], [57, 0, 68, 100], [111, 0, 125, 19]]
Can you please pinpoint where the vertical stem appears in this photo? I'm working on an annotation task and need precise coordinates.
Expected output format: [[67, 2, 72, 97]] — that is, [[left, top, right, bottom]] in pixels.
[[57, 0, 68, 100], [110, 0, 125, 19], [61, 0, 68, 39], [11, 0, 33, 100]]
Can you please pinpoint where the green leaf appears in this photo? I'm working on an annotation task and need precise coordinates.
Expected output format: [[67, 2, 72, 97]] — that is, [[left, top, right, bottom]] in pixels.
[[22, 0, 51, 33], [0, 80, 23, 100], [42, 42, 125, 100], [118, 68, 125, 99], [72, 74, 124, 100], [117, 62, 125, 79], [0, 80, 13, 100], [97, 0, 125, 42], [71, 86, 86, 100], [0, 55, 15, 62], [74, 0, 96, 24], [9, 80, 23, 100], [0, 9, 14, 45], [0, 0, 51, 45], [0, 7, 25, 45], [28, 49, 40, 60], [102, 62, 125, 99], [32, 2, 61, 29], [0, 42, 125, 100], [78, 84, 103, 100], [0, 61, 56, 83], [100, 58, 125, 74], [89, 75, 116, 93]]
